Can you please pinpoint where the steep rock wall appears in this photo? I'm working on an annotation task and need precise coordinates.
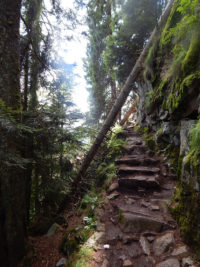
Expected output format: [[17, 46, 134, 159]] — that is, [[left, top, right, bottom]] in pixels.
[[136, 0, 200, 255]]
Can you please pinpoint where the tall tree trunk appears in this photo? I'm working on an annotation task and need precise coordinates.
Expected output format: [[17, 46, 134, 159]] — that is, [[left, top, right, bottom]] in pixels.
[[107, 0, 117, 105], [0, 1, 26, 266], [22, 0, 43, 224], [23, 52, 29, 111], [74, 0, 175, 186]]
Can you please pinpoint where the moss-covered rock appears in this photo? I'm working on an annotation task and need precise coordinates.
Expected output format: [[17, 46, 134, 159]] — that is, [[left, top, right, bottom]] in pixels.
[[137, 0, 200, 256]]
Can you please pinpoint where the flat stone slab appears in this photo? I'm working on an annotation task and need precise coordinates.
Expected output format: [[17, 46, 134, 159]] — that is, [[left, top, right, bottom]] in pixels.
[[125, 243, 143, 258], [156, 258, 180, 267], [122, 212, 173, 233], [123, 259, 133, 267], [116, 156, 159, 166], [133, 255, 154, 267], [107, 192, 120, 200], [124, 145, 147, 153], [172, 245, 188, 256], [119, 175, 160, 189], [118, 165, 160, 175], [105, 223, 121, 244]]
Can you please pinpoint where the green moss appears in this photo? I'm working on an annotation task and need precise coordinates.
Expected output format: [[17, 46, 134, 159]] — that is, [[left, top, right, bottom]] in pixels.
[[171, 151, 200, 258], [118, 209, 124, 224], [160, 0, 181, 46], [182, 32, 200, 75], [67, 247, 93, 267], [181, 71, 200, 89], [60, 237, 79, 258], [145, 135, 157, 151], [134, 125, 141, 133], [145, 79, 168, 111], [166, 78, 185, 113], [177, 153, 184, 179], [190, 120, 200, 150], [143, 37, 159, 82]]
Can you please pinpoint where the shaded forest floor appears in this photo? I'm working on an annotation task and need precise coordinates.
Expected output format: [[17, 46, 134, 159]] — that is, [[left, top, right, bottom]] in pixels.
[[30, 209, 82, 267], [29, 126, 199, 267]]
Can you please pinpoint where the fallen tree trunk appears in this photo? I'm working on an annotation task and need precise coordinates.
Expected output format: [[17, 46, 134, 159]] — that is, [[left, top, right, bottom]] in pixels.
[[74, 0, 175, 187], [120, 98, 138, 126]]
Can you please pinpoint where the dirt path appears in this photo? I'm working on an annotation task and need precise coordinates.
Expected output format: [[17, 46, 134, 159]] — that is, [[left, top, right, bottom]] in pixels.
[[87, 127, 199, 267], [30, 126, 199, 267]]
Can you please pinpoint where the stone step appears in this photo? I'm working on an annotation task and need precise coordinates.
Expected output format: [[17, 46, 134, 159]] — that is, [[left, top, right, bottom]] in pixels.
[[122, 132, 140, 138], [127, 137, 144, 145], [125, 148, 148, 155], [116, 156, 159, 166], [118, 165, 160, 176], [118, 175, 160, 189], [124, 145, 147, 154], [122, 212, 175, 234]]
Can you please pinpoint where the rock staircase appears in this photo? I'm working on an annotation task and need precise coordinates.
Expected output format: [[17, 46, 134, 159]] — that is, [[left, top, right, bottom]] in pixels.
[[89, 127, 198, 267]]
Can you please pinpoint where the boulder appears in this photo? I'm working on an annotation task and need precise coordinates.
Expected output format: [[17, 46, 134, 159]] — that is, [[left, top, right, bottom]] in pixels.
[[156, 258, 180, 267], [153, 232, 175, 256], [123, 259, 133, 267], [107, 192, 120, 200], [83, 232, 105, 248], [125, 243, 143, 258], [180, 120, 196, 154], [101, 259, 109, 267], [56, 258, 67, 267], [139, 236, 150, 255], [108, 182, 119, 193], [182, 257, 194, 267], [46, 223, 61, 237], [171, 245, 188, 256]]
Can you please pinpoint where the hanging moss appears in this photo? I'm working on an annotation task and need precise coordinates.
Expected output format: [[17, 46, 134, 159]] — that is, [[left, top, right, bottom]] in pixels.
[[182, 32, 200, 75], [166, 78, 185, 113], [143, 37, 160, 83], [160, 0, 182, 46], [171, 181, 200, 257]]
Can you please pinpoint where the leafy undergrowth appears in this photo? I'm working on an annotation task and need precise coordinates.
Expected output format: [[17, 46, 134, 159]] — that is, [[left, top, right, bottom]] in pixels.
[[59, 124, 126, 266], [29, 124, 126, 267]]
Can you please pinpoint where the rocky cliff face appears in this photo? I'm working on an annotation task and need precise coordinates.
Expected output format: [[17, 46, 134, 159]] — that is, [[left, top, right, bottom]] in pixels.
[[136, 0, 200, 255]]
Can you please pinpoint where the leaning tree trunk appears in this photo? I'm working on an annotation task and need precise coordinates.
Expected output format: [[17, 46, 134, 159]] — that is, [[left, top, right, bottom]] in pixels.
[[73, 0, 175, 187], [120, 98, 138, 126], [0, 1, 26, 266]]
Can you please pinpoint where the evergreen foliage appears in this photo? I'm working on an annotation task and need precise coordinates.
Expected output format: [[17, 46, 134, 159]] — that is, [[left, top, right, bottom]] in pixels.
[[85, 0, 168, 123], [0, 2, 94, 264]]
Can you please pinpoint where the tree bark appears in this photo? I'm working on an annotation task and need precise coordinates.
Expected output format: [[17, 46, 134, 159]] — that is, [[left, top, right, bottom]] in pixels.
[[74, 0, 175, 185], [120, 98, 138, 126], [0, 1, 26, 266]]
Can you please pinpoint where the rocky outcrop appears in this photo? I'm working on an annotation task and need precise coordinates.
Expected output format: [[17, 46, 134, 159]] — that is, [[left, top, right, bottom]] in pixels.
[[136, 0, 200, 256]]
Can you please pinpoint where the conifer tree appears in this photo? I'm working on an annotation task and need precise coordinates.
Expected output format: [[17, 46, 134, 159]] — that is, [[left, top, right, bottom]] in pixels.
[[0, 1, 26, 266]]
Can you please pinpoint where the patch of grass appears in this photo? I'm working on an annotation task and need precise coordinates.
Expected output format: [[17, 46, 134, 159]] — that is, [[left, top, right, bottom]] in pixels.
[[67, 247, 93, 267]]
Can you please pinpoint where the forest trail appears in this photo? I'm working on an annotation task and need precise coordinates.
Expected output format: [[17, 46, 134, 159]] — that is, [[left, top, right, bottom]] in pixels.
[[87, 126, 198, 267], [30, 126, 199, 267]]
